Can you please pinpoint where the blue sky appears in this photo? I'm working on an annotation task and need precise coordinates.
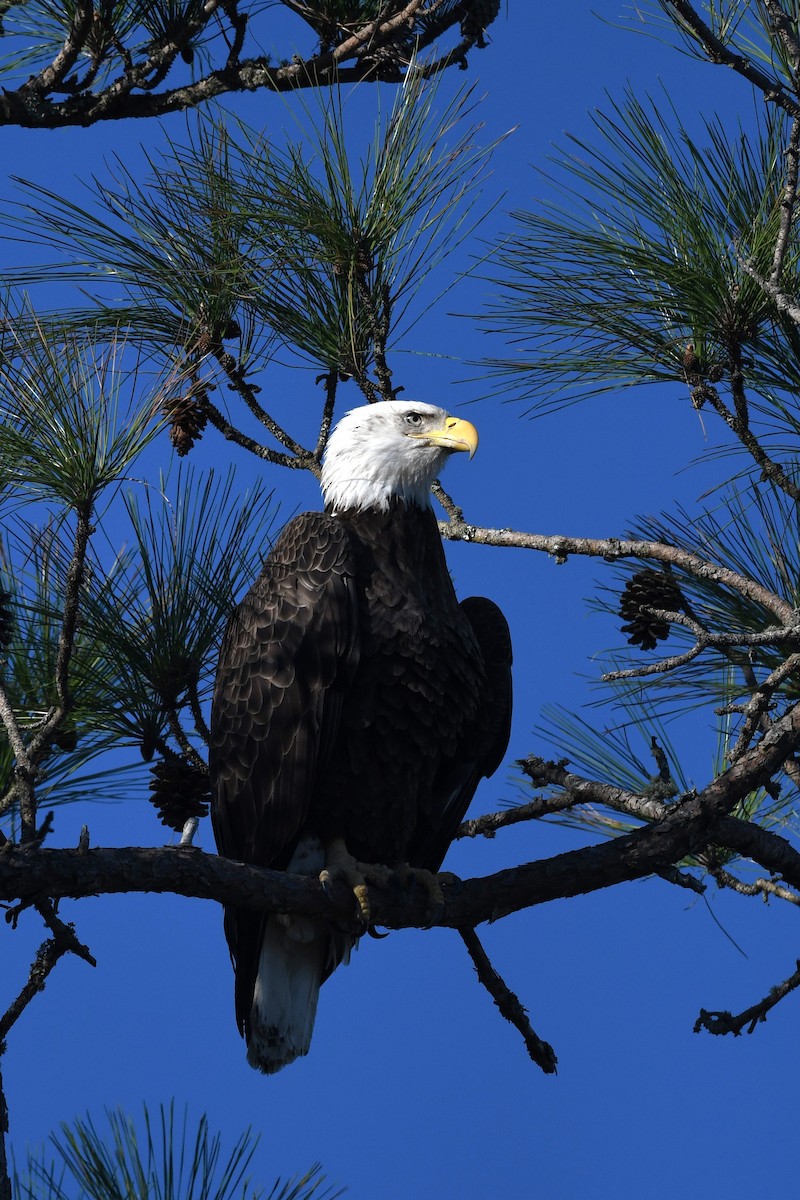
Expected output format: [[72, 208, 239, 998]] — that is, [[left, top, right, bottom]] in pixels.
[[3, 5, 799, 1199]]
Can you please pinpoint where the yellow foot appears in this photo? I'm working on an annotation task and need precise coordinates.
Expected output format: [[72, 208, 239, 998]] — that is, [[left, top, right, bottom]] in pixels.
[[319, 837, 392, 924], [393, 864, 455, 927]]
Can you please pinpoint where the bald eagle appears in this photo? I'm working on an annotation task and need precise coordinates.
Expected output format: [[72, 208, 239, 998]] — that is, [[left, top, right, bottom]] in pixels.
[[210, 401, 512, 1073]]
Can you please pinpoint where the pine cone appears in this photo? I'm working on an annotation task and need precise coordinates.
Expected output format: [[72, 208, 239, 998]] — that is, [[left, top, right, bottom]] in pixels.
[[460, 0, 501, 45], [148, 752, 211, 832], [619, 568, 685, 651], [162, 380, 210, 456]]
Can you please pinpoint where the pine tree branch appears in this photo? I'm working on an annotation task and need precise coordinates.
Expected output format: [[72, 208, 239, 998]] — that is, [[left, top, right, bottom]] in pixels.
[[431, 481, 464, 523], [694, 957, 800, 1036], [707, 862, 800, 905], [17, 0, 95, 99], [602, 608, 800, 684], [762, 1, 800, 77], [456, 794, 577, 839], [0, 0, 476, 129], [0, 682, 36, 831], [459, 926, 557, 1074], [601, 634, 707, 682], [437, 519, 799, 625], [4, 502, 95, 843], [166, 710, 209, 775], [1, 701, 798, 923], [691, 372, 800, 502], [0, 1061, 10, 1200], [728, 652, 800, 762], [662, 0, 800, 117], [0, 938, 71, 1044], [0, 902, 95, 1043], [737, 249, 800, 324], [519, 756, 669, 823], [771, 114, 800, 284], [314, 372, 338, 460], [196, 390, 309, 469], [187, 682, 212, 747], [209, 343, 314, 464]]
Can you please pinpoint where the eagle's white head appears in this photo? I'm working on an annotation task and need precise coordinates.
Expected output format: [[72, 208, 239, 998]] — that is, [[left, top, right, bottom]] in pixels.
[[321, 400, 478, 513]]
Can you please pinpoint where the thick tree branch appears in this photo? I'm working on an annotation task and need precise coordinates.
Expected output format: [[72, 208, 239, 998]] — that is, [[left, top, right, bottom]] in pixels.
[[1, 701, 798, 924], [0, 0, 482, 129]]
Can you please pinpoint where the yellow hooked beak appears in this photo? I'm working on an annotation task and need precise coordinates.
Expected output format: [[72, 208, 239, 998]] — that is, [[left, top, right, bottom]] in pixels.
[[409, 416, 479, 459]]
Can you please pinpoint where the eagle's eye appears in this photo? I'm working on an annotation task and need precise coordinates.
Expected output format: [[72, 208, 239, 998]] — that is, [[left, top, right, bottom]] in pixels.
[[404, 411, 424, 428]]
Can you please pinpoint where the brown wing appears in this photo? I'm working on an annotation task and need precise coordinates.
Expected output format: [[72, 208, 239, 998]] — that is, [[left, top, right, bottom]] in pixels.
[[410, 594, 513, 870], [209, 511, 359, 1030], [459, 595, 513, 779]]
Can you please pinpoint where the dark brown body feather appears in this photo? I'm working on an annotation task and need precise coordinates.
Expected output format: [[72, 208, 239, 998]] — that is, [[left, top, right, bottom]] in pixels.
[[210, 499, 511, 1043]]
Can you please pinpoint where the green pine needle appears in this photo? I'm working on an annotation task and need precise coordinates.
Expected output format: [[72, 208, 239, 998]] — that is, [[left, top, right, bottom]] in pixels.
[[13, 1102, 344, 1200]]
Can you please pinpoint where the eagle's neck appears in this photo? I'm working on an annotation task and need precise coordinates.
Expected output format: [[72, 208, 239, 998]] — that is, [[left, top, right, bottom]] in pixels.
[[321, 440, 448, 514]]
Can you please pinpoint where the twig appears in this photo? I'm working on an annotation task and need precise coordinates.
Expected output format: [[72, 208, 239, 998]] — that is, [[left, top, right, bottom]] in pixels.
[[358, 280, 397, 402], [187, 681, 211, 747], [708, 863, 800, 905], [693, 370, 800, 502], [519, 757, 670, 823], [431, 481, 465, 523], [0, 903, 95, 1044], [0, 937, 66, 1043], [695, 958, 800, 1036], [166, 709, 209, 775], [34, 898, 96, 968], [314, 372, 338, 459], [27, 501, 94, 762], [0, 679, 36, 832], [457, 794, 577, 839], [459, 926, 557, 1074], [728, 652, 800, 762], [738, 250, 800, 324], [604, 610, 800, 683], [602, 637, 707, 682], [210, 344, 312, 461], [197, 391, 313, 469], [220, 0, 248, 68]]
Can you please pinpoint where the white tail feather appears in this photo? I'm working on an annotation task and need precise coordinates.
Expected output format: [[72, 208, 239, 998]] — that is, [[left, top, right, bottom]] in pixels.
[[247, 915, 328, 1074]]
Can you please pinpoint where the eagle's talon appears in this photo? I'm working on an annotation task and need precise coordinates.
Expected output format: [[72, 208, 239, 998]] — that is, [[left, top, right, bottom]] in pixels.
[[321, 838, 374, 923], [395, 864, 446, 927]]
